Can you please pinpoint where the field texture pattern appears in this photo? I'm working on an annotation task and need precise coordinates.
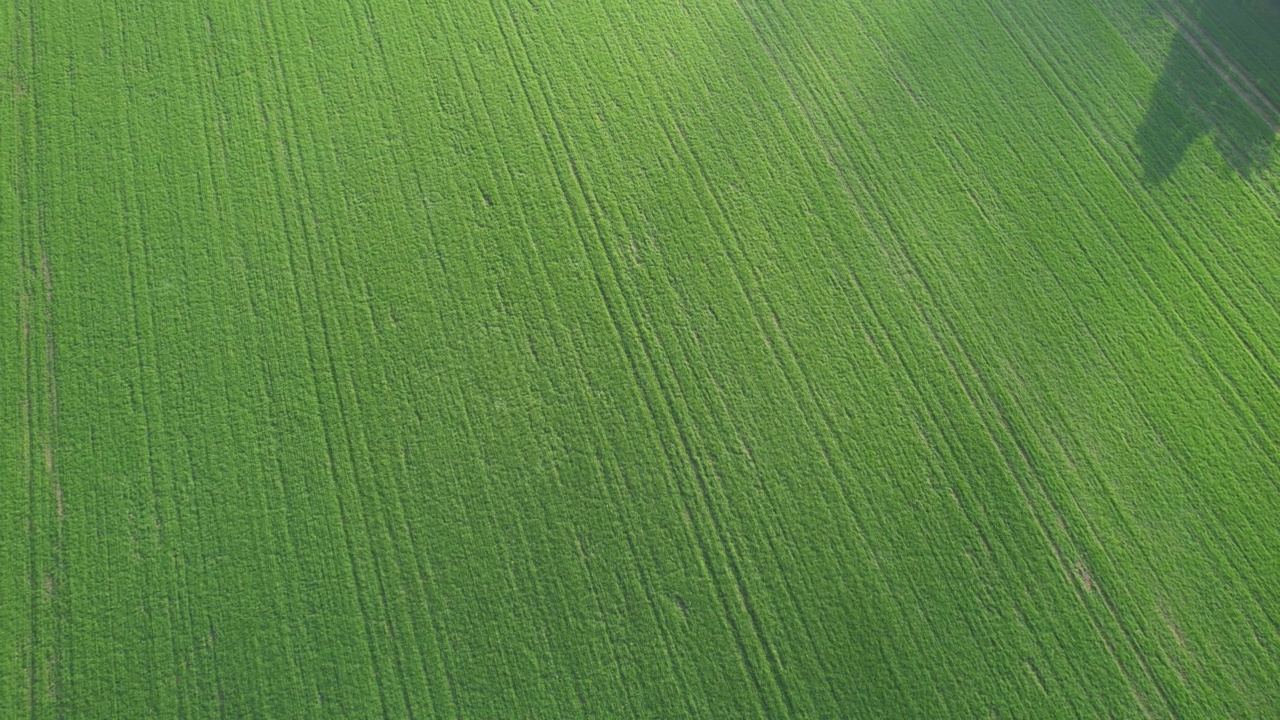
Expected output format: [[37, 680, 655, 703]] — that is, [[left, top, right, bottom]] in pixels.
[[3, 0, 1278, 717]]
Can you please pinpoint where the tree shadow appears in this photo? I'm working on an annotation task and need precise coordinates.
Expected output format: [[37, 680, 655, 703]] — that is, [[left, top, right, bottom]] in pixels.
[[1136, 0, 1280, 182]]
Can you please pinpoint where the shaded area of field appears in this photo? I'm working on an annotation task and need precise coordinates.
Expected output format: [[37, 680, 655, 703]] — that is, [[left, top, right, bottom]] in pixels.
[[1137, 0, 1280, 180]]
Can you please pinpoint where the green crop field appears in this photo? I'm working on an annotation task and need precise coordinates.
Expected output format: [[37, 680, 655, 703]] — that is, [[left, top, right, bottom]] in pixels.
[[3, 0, 1278, 716]]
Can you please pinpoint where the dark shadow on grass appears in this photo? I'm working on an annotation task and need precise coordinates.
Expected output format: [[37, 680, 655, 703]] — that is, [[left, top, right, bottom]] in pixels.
[[1136, 0, 1280, 182]]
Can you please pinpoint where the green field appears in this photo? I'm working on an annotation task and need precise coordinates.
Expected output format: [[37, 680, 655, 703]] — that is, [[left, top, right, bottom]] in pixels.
[[3, 0, 1278, 716]]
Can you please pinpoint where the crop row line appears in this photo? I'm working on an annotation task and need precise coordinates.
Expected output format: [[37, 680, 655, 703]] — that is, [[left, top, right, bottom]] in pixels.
[[739, 0, 1173, 713], [989, 0, 1280, 652], [489, 3, 794, 717]]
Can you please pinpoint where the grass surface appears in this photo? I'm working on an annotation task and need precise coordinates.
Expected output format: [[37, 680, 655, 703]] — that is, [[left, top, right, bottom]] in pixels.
[[3, 0, 1279, 716]]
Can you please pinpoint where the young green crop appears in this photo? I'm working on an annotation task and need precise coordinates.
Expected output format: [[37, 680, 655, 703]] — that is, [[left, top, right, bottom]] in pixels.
[[2, 0, 1277, 717]]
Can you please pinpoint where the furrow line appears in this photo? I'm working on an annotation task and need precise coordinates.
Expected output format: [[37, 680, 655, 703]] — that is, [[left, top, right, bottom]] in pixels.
[[16, 0, 39, 712], [987, 0, 1280, 488], [728, 2, 1050, 707], [987, 0, 1280, 457], [444, 10, 701, 710], [315, 4, 479, 708], [985, 9, 1280, 648], [736, 0, 1069, 695], [903, 89, 1172, 720], [185, 2, 319, 710], [479, 2, 658, 710], [740, 1, 1168, 712], [1157, 0, 1279, 131], [924, 95, 1213, 711], [921, 0, 1249, 707], [890, 0, 1280, 666], [284, 3, 443, 711], [1069, 0, 1280, 373], [648, 103, 867, 711], [486, 1, 785, 715], [16, 0, 67, 712], [250, 2, 393, 714], [518, 16, 807, 718]]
